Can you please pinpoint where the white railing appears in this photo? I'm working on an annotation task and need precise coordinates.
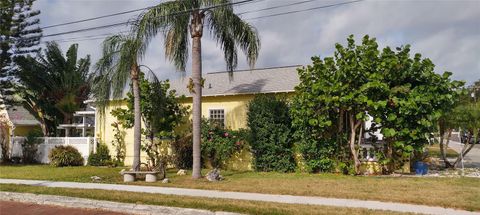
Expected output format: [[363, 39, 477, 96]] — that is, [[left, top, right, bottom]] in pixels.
[[359, 144, 383, 162], [11, 137, 96, 164]]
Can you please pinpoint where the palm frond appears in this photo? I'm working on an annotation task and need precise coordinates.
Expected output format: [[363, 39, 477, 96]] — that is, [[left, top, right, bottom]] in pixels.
[[205, 0, 260, 71]]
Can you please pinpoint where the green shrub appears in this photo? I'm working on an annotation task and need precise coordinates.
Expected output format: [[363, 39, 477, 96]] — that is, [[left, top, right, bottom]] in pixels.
[[171, 134, 193, 169], [247, 95, 296, 172], [48, 145, 84, 167], [21, 129, 43, 164], [88, 142, 112, 166], [201, 119, 246, 168]]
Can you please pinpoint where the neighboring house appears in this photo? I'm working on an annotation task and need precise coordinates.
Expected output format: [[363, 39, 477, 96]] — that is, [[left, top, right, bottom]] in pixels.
[[6, 106, 41, 136], [94, 65, 301, 168]]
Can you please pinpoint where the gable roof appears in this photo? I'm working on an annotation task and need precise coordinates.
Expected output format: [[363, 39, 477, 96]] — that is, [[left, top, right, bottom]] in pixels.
[[6, 106, 40, 126], [170, 65, 301, 97]]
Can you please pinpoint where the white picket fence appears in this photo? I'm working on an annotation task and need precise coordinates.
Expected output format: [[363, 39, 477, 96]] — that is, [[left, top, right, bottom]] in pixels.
[[11, 137, 96, 164]]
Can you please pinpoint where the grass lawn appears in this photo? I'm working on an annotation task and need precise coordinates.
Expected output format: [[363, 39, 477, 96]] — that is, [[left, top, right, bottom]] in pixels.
[[427, 144, 459, 158], [0, 184, 408, 215], [1, 165, 479, 211]]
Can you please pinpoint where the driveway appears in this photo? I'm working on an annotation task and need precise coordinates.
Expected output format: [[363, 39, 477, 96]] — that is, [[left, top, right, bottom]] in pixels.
[[448, 140, 480, 168], [0, 201, 126, 215]]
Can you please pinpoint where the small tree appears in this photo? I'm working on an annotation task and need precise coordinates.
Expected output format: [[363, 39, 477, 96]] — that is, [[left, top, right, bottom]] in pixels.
[[21, 129, 42, 163], [112, 73, 187, 171]]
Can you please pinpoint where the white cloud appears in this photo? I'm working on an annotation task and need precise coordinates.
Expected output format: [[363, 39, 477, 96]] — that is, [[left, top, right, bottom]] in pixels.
[[34, 0, 480, 84]]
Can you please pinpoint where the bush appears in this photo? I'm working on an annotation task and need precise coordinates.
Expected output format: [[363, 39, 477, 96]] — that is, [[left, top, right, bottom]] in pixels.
[[49, 145, 84, 167], [201, 119, 246, 168], [88, 142, 112, 166], [171, 134, 193, 169], [22, 129, 43, 164], [247, 95, 296, 172]]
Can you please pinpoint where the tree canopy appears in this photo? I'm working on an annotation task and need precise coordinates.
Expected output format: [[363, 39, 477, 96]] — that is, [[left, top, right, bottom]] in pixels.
[[16, 42, 91, 135], [0, 0, 42, 106], [291, 35, 463, 174]]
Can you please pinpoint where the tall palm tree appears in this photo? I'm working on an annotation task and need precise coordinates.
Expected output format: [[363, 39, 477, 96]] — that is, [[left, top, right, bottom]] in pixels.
[[92, 34, 144, 170], [134, 0, 260, 179], [16, 42, 91, 135]]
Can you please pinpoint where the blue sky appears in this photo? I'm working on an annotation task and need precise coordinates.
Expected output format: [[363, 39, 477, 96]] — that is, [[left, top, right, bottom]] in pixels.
[[36, 0, 479, 84]]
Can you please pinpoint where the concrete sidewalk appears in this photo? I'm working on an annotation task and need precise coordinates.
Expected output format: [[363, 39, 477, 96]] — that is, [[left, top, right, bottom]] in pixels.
[[1, 178, 479, 215]]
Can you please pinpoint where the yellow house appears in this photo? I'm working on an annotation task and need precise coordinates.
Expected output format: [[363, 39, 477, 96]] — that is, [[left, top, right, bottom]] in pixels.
[[6, 106, 42, 137], [95, 65, 301, 168]]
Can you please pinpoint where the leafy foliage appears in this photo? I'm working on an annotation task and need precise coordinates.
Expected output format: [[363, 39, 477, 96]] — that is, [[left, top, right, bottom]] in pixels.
[[133, 0, 261, 178], [15, 42, 91, 135], [291, 35, 463, 174], [0, 0, 42, 105], [111, 73, 188, 168], [201, 120, 246, 168], [21, 129, 42, 164], [171, 133, 193, 169], [48, 145, 84, 167], [88, 142, 112, 166], [247, 95, 295, 172], [92, 33, 144, 170], [110, 122, 126, 165]]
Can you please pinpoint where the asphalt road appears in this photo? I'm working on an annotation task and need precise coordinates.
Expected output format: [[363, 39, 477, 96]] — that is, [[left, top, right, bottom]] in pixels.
[[448, 140, 480, 168], [0, 201, 127, 215]]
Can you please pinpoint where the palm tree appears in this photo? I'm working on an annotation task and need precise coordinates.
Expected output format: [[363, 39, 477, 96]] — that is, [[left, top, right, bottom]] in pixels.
[[134, 0, 260, 179], [16, 42, 91, 135], [92, 34, 144, 170]]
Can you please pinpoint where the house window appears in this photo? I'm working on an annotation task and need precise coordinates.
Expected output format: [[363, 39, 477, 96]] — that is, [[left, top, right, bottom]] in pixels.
[[209, 109, 225, 127]]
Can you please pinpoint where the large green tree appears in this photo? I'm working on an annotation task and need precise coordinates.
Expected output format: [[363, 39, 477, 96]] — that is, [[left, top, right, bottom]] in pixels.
[[291, 35, 386, 174], [0, 0, 42, 106], [134, 0, 260, 178], [16, 42, 91, 135], [92, 34, 144, 170], [291, 35, 463, 174]]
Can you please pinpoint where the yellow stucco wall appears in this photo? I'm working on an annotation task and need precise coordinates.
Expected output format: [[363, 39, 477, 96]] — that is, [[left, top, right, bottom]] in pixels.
[[13, 125, 40, 136], [96, 93, 292, 170]]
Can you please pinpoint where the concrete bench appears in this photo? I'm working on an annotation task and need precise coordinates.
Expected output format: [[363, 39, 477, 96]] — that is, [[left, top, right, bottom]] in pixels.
[[120, 171, 160, 182]]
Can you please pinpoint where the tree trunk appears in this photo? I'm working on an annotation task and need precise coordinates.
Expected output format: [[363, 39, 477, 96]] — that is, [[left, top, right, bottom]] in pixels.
[[190, 13, 204, 179], [439, 129, 453, 168], [131, 67, 141, 171], [453, 135, 476, 167], [348, 113, 361, 174]]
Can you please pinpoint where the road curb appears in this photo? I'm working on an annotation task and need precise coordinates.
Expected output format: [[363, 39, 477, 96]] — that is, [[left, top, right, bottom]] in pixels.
[[0, 191, 241, 215]]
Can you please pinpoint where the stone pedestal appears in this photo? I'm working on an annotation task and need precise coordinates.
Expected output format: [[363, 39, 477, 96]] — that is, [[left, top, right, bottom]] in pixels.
[[145, 174, 157, 182], [123, 174, 135, 182]]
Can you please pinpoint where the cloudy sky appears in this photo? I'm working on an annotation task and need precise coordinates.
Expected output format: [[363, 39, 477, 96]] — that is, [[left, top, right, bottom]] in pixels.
[[35, 0, 479, 84]]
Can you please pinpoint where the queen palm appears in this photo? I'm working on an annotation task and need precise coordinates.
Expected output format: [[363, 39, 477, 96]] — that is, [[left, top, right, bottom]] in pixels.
[[92, 34, 144, 170], [135, 0, 260, 179]]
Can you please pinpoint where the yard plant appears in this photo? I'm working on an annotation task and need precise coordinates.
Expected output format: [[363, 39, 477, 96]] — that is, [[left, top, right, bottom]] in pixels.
[[291, 35, 463, 174], [247, 95, 296, 172], [48, 145, 84, 167]]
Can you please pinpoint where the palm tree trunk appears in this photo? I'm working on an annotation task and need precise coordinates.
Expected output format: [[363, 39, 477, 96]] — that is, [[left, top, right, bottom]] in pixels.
[[191, 35, 202, 179], [131, 68, 142, 171]]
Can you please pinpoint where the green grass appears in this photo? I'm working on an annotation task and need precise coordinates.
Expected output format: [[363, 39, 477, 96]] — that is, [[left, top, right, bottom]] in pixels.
[[428, 144, 459, 158], [0, 184, 409, 215], [1, 165, 479, 211]]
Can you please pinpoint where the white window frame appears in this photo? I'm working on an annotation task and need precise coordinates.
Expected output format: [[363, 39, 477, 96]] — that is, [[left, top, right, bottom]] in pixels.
[[208, 108, 226, 127]]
